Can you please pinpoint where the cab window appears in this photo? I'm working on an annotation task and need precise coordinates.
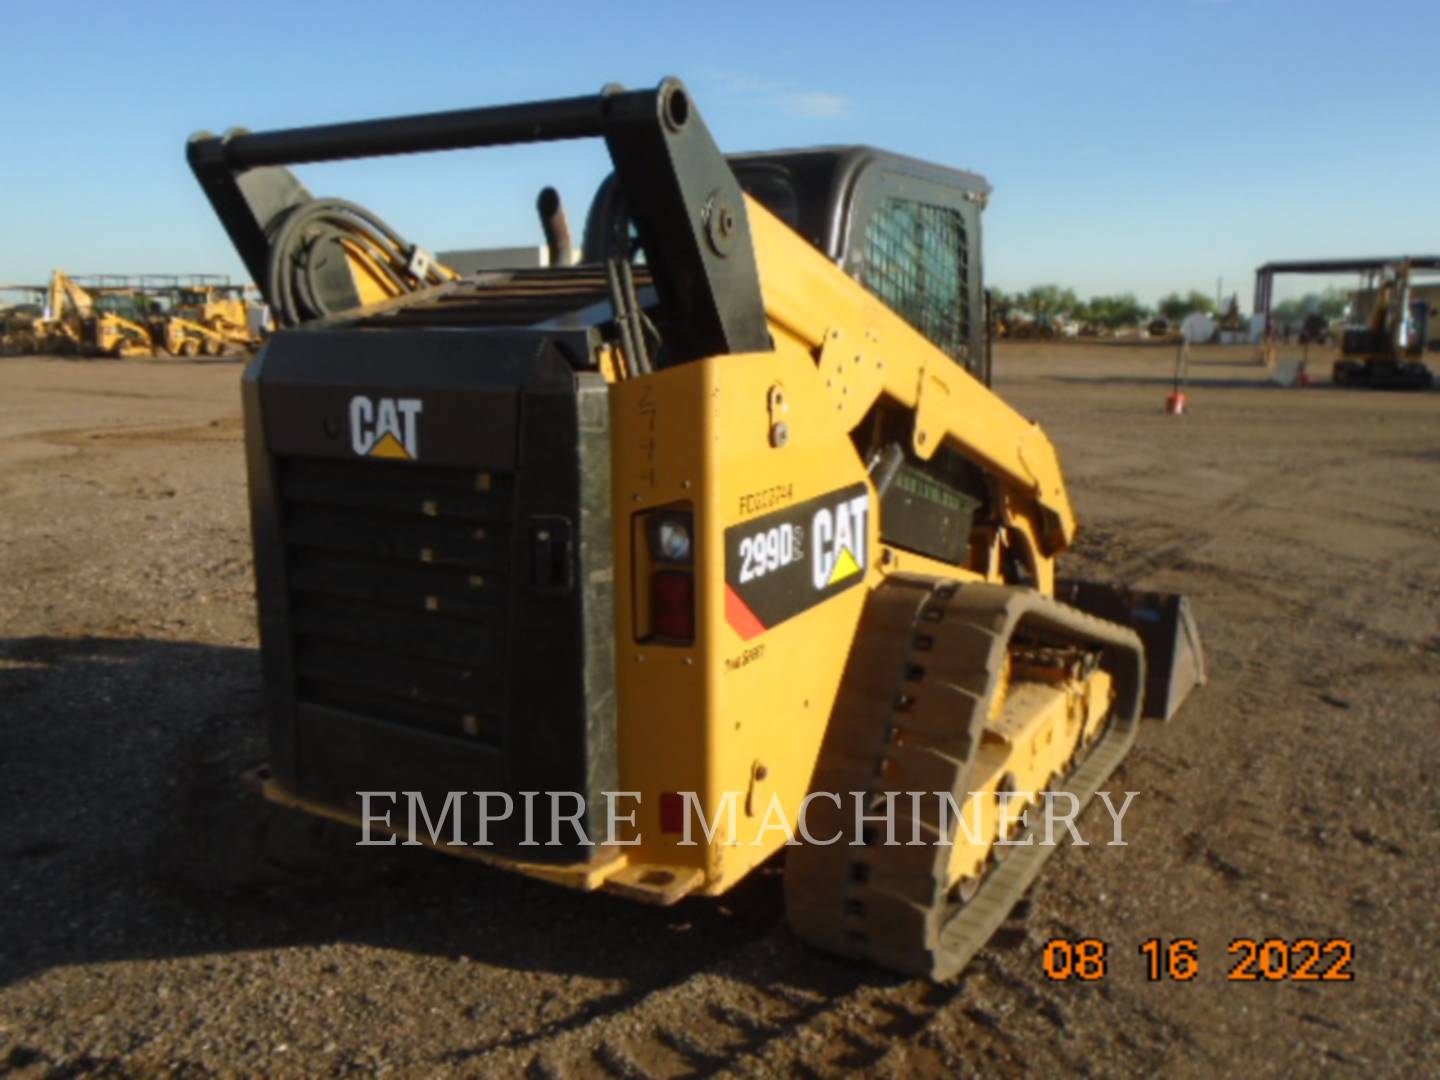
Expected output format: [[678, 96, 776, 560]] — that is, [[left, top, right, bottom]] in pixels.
[[861, 197, 970, 362]]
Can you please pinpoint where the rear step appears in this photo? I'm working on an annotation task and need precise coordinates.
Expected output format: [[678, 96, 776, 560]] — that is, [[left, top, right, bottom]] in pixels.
[[1056, 580, 1205, 721]]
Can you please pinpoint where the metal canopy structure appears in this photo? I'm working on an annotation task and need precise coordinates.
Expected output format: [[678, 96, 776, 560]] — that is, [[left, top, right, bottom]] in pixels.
[[1, 274, 233, 294], [1254, 255, 1440, 334]]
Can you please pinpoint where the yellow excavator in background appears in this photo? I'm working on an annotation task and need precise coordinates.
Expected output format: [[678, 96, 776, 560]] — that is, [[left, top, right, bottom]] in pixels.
[[2, 271, 158, 357], [2, 272, 274, 358], [189, 79, 1204, 980], [1333, 259, 1433, 389], [0, 270, 94, 354]]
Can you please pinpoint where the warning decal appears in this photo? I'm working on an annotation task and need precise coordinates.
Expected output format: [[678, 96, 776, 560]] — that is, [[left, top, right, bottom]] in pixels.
[[723, 482, 870, 640]]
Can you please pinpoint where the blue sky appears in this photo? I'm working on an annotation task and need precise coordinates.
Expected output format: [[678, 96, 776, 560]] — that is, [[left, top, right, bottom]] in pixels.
[[2, 0, 1436, 307]]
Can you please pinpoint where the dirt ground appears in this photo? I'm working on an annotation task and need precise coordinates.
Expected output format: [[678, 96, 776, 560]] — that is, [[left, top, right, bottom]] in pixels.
[[1, 343, 1436, 1077]]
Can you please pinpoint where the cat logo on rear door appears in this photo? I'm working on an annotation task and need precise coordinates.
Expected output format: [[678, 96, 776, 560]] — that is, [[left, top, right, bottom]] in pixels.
[[350, 396, 423, 461], [723, 482, 869, 641]]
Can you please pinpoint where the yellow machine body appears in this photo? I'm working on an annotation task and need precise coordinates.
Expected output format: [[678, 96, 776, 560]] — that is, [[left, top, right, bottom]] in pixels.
[[263, 198, 1095, 904], [198, 82, 1200, 975], [593, 200, 1076, 896]]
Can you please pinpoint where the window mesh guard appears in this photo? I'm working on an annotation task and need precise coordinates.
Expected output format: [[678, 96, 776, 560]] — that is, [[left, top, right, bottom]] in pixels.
[[862, 198, 970, 362]]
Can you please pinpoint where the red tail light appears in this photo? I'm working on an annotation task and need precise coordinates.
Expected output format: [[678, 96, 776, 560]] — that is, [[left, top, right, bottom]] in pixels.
[[659, 791, 686, 834], [651, 570, 694, 642]]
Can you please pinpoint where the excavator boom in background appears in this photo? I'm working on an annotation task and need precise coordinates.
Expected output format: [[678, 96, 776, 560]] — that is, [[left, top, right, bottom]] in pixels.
[[1, 275, 270, 358], [0, 270, 93, 355]]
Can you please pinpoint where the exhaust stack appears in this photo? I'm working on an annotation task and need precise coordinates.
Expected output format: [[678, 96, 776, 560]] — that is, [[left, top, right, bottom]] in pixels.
[[537, 186, 573, 268]]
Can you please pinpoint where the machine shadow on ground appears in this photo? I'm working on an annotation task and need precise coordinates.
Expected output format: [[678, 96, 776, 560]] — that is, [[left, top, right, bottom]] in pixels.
[[0, 636, 884, 1004]]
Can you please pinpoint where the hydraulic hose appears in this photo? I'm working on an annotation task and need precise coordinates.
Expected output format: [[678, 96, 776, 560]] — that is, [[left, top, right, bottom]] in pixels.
[[265, 198, 454, 327]]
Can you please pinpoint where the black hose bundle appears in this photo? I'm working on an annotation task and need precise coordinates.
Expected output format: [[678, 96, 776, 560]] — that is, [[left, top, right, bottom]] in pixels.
[[266, 198, 453, 327]]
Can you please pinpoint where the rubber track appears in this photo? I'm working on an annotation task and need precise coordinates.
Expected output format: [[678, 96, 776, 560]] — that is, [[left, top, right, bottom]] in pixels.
[[784, 576, 1145, 980]]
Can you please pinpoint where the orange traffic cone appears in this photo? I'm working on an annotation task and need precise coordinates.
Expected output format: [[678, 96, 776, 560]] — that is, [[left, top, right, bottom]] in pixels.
[[1166, 339, 1189, 414]]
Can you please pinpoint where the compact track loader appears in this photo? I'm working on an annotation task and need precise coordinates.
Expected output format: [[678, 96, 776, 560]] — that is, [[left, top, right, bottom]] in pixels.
[[189, 79, 1203, 979], [92, 310, 157, 358]]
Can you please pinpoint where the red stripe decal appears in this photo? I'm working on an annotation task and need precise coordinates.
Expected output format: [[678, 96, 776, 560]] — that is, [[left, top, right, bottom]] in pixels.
[[724, 584, 767, 640]]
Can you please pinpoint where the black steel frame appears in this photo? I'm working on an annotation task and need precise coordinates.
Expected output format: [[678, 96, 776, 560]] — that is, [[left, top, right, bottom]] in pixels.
[[1253, 255, 1440, 338], [187, 78, 771, 365]]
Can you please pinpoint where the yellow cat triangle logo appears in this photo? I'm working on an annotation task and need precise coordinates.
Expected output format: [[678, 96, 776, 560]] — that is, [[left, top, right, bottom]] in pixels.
[[368, 432, 411, 460], [827, 546, 861, 586]]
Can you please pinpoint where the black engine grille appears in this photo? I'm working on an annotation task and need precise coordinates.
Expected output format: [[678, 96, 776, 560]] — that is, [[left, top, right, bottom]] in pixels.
[[277, 456, 514, 747]]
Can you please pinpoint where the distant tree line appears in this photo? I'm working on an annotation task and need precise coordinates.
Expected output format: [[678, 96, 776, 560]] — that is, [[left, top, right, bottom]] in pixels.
[[990, 286, 1225, 329], [1270, 287, 1348, 323], [991, 284, 1357, 330]]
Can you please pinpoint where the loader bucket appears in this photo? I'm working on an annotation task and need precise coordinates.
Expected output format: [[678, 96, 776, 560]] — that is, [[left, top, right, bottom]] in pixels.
[[1057, 580, 1205, 721]]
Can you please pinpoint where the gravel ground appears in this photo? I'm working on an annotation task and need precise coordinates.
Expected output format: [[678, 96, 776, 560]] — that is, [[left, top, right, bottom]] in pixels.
[[1, 344, 1437, 1077]]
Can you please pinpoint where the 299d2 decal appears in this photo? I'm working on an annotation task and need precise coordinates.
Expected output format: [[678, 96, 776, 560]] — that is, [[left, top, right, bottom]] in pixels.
[[735, 522, 801, 584], [724, 482, 870, 640]]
